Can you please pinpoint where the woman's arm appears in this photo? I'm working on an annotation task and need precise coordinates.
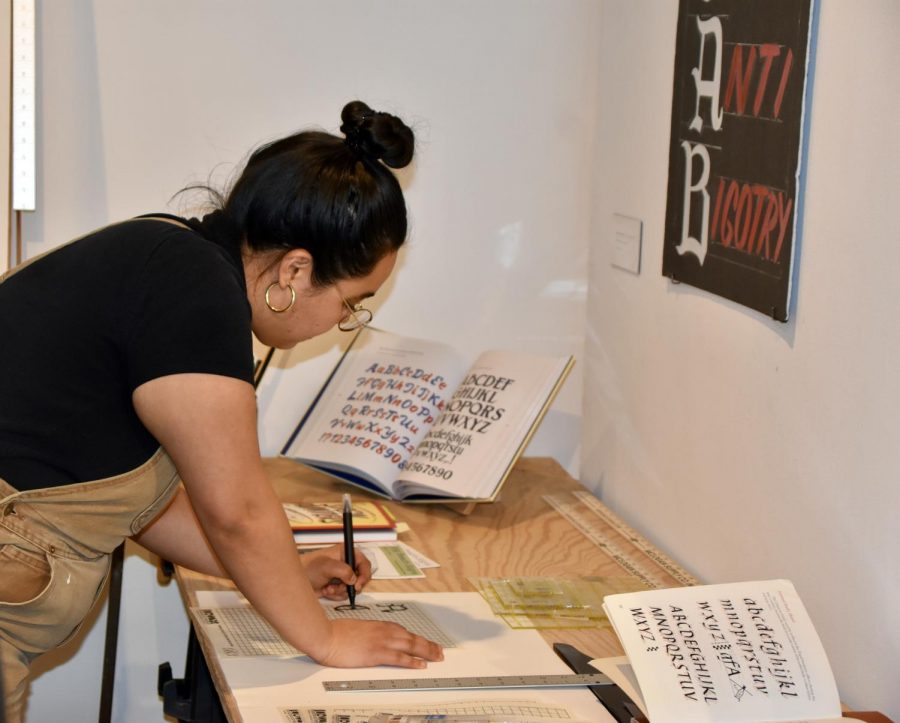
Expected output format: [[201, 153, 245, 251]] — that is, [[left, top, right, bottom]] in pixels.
[[133, 372, 442, 668], [134, 488, 374, 596], [132, 486, 226, 577]]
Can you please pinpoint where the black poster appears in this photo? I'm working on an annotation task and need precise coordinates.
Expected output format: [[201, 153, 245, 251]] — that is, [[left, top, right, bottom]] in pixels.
[[662, 0, 814, 322]]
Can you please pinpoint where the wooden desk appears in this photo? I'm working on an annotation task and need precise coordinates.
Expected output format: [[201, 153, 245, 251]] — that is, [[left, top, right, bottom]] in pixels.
[[171, 457, 894, 723], [173, 456, 690, 721]]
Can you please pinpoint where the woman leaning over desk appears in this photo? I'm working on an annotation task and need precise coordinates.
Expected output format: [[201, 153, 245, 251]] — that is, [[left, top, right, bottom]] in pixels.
[[0, 100, 443, 721]]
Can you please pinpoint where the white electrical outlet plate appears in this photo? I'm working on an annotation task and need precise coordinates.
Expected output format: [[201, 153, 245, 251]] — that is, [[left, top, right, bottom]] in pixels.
[[611, 213, 642, 275]]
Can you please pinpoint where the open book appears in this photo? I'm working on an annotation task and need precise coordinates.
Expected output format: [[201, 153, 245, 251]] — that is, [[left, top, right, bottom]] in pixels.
[[281, 327, 573, 503], [600, 579, 844, 723]]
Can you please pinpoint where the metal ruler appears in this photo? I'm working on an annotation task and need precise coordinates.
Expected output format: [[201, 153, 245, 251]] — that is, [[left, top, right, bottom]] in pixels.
[[12, 0, 36, 211], [543, 493, 696, 589], [323, 672, 610, 692]]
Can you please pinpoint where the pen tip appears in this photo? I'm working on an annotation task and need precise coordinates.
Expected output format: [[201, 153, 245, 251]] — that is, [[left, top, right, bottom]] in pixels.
[[342, 493, 351, 511]]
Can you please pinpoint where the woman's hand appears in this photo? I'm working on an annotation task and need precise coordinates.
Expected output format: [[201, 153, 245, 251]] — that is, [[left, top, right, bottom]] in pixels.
[[300, 545, 373, 600], [297, 548, 443, 668], [314, 619, 444, 669]]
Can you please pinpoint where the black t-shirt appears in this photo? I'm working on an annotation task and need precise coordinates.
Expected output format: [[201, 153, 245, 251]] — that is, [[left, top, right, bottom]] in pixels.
[[0, 214, 255, 491]]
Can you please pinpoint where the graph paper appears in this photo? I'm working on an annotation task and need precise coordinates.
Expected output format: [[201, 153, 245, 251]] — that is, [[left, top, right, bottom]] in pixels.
[[191, 600, 456, 658]]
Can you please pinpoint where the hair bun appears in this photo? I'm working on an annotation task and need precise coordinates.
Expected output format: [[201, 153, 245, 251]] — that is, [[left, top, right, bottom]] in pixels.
[[340, 100, 414, 169]]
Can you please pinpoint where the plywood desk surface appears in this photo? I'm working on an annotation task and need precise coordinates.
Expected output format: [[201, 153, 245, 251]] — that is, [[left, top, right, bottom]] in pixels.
[[175, 456, 692, 721]]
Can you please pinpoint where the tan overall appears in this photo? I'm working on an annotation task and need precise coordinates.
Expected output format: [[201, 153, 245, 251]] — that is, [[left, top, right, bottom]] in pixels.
[[1, 242, 183, 722]]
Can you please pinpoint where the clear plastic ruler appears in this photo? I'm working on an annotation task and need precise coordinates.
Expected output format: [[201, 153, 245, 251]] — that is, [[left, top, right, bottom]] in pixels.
[[542, 493, 696, 589], [12, 0, 36, 211], [322, 672, 610, 692]]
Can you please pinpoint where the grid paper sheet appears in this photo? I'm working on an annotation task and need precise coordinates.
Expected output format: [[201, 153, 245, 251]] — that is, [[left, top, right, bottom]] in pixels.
[[192, 600, 457, 658]]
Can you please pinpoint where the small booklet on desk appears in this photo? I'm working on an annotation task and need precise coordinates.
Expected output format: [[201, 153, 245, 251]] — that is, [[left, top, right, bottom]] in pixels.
[[281, 327, 573, 504], [598, 579, 847, 723], [283, 500, 397, 545]]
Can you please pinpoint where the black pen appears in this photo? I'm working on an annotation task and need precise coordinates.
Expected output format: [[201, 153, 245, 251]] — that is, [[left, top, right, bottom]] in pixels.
[[342, 493, 357, 608]]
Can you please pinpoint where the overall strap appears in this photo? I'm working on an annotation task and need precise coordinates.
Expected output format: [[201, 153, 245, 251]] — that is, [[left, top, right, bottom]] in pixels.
[[1, 215, 194, 285], [133, 213, 195, 233], [0, 220, 132, 283]]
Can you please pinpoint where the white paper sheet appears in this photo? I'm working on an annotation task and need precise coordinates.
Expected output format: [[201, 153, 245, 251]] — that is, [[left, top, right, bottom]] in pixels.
[[192, 591, 613, 723]]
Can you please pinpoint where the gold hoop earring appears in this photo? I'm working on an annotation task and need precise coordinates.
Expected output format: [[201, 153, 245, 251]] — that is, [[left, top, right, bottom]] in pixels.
[[265, 282, 295, 313]]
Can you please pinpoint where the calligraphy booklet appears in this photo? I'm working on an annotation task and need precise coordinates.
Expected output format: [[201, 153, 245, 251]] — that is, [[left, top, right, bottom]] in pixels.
[[600, 579, 843, 723], [283, 500, 397, 545], [281, 327, 573, 503]]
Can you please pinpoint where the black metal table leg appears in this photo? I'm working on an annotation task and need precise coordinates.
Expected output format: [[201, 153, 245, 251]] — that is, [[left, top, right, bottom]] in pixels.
[[99, 542, 125, 723], [158, 626, 227, 722]]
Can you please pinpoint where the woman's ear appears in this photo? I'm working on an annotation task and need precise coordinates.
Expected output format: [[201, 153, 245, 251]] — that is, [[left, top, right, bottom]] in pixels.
[[278, 249, 314, 290]]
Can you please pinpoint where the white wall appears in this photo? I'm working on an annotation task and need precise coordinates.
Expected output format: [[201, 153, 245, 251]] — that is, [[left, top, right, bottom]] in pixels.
[[0, 0, 10, 274], [21, 1, 599, 720], [584, 1, 900, 719]]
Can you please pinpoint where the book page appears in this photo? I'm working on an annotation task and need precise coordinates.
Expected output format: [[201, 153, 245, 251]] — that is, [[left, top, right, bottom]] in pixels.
[[602, 580, 841, 723], [397, 350, 571, 500], [283, 328, 468, 495]]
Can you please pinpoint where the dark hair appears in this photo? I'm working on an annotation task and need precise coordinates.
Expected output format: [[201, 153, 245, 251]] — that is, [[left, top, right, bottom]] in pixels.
[[217, 100, 414, 286]]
